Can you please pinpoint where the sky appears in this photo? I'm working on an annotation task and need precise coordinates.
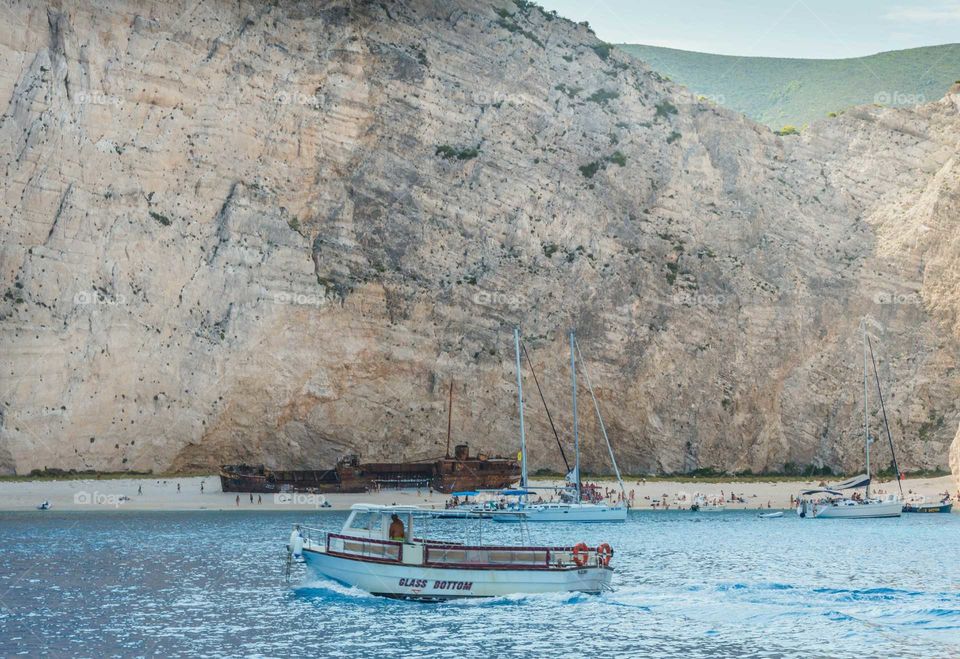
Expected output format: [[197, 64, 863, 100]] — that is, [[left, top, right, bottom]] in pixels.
[[536, 0, 960, 58]]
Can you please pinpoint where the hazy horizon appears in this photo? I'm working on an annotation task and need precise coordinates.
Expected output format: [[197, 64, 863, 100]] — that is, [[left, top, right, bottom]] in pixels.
[[536, 0, 960, 59]]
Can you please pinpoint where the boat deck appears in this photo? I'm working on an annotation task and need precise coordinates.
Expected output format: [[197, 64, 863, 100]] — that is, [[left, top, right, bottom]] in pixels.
[[305, 529, 609, 571]]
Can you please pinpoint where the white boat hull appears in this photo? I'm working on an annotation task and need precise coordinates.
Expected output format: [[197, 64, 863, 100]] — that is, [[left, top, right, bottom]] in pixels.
[[302, 547, 612, 600], [812, 499, 902, 518], [492, 503, 628, 523]]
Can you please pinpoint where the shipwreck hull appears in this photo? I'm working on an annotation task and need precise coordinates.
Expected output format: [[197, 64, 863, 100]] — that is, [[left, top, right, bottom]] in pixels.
[[218, 465, 360, 494], [219, 445, 518, 494]]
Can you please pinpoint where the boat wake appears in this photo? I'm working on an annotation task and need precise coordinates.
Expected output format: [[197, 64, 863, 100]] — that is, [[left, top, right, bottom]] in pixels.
[[445, 590, 598, 608], [291, 578, 377, 601], [290, 578, 608, 608]]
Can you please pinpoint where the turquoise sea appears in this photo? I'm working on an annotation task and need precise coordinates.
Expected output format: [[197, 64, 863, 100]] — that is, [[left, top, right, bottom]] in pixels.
[[1, 510, 958, 657]]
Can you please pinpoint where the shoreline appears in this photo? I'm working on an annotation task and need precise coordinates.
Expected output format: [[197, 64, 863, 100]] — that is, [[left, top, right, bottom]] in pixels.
[[0, 474, 955, 513]]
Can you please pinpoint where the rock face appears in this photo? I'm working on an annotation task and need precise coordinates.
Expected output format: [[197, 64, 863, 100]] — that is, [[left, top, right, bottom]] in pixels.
[[1, 0, 958, 479]]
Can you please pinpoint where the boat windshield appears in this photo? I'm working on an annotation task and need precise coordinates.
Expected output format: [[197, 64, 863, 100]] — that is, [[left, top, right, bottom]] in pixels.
[[347, 512, 382, 532]]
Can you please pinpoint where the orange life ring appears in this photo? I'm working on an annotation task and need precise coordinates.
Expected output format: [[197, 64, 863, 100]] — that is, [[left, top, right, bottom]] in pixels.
[[596, 543, 613, 567], [572, 542, 589, 567]]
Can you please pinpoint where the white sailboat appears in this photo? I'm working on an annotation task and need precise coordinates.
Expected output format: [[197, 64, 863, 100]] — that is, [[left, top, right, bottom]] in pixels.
[[798, 320, 902, 519], [493, 329, 628, 523]]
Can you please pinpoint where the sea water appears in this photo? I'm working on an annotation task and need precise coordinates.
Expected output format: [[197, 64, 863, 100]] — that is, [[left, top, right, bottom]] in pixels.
[[1, 509, 957, 657]]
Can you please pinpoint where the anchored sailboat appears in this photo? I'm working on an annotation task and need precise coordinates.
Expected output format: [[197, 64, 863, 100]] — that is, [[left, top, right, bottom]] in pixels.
[[798, 320, 903, 519], [493, 329, 628, 523]]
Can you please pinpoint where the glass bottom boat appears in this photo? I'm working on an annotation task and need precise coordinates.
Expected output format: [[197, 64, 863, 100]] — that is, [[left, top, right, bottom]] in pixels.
[[287, 504, 614, 601]]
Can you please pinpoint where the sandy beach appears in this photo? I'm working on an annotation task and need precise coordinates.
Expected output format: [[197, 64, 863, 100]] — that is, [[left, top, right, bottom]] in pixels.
[[0, 474, 955, 512]]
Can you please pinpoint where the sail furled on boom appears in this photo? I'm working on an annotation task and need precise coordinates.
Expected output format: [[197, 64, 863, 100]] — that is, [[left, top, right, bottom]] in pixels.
[[832, 474, 871, 490]]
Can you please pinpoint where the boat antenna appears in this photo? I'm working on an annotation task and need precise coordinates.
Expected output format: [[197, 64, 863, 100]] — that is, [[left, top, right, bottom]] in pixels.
[[521, 340, 571, 473], [513, 327, 528, 501], [445, 380, 454, 459], [866, 334, 904, 498], [570, 330, 581, 504], [573, 336, 627, 501]]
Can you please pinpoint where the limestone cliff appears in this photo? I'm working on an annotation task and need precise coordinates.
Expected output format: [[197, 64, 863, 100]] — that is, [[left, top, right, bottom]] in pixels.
[[1, 0, 958, 481]]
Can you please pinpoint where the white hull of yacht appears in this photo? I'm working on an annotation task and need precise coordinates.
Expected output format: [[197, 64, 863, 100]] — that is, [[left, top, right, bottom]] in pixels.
[[811, 498, 902, 518], [492, 503, 628, 523], [302, 546, 612, 599]]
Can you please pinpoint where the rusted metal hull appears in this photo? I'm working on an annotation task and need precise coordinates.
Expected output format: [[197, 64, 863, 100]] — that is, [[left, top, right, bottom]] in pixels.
[[220, 446, 518, 494]]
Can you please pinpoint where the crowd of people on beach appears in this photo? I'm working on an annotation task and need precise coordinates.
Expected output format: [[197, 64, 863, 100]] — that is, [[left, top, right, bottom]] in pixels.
[[443, 482, 642, 510]]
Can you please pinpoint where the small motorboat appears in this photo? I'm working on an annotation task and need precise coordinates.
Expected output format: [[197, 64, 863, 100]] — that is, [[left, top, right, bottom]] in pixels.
[[691, 494, 725, 512], [36, 501, 52, 510], [288, 504, 614, 600], [902, 497, 953, 513], [758, 511, 783, 519]]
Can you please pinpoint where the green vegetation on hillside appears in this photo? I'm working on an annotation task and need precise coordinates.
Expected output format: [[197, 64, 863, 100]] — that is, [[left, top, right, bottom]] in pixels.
[[435, 144, 480, 160], [616, 43, 960, 128]]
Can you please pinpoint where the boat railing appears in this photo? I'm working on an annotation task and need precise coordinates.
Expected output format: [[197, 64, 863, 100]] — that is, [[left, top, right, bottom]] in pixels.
[[423, 543, 602, 569], [326, 532, 403, 563], [298, 525, 327, 545], [297, 526, 606, 568]]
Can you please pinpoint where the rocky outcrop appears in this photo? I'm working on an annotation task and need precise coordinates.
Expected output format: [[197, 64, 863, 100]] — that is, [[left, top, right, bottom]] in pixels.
[[0, 0, 957, 478]]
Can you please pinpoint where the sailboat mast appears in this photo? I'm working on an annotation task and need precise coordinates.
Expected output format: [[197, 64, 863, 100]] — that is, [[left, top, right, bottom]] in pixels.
[[867, 335, 905, 498], [570, 330, 581, 504], [574, 337, 627, 501], [862, 320, 871, 499], [445, 381, 454, 459], [513, 327, 528, 500]]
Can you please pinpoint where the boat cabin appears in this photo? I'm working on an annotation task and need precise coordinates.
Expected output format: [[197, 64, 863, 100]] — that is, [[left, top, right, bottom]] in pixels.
[[341, 504, 418, 543]]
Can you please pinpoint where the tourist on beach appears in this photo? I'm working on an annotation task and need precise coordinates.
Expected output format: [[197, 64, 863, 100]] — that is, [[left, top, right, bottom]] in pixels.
[[200, 482, 204, 494], [138, 485, 142, 495], [177, 483, 180, 493], [235, 495, 240, 507], [258, 495, 262, 504], [249, 493, 254, 503]]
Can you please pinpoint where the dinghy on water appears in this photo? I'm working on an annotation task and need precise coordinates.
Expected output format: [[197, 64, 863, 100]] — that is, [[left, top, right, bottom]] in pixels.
[[288, 504, 614, 600], [902, 496, 953, 513]]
